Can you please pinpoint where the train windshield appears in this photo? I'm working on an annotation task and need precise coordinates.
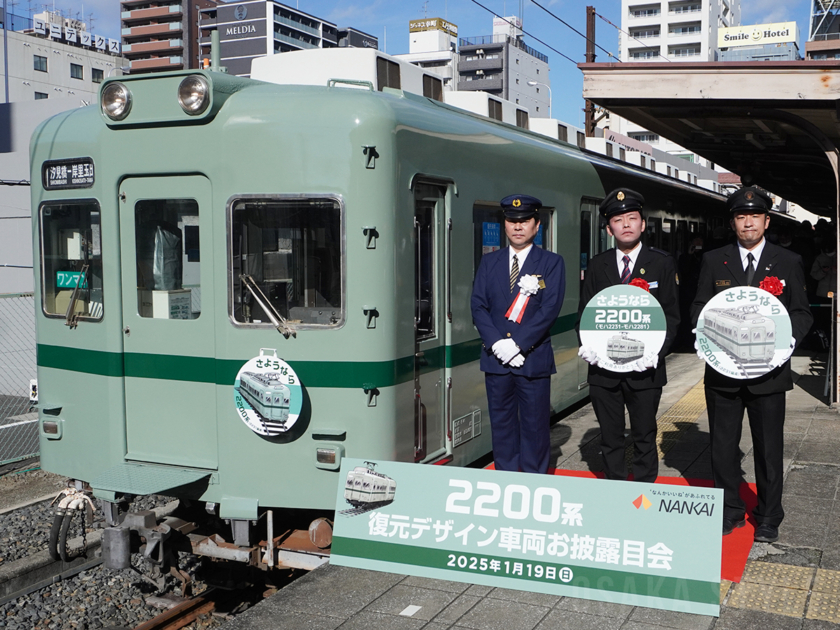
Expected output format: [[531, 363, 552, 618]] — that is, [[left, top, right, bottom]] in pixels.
[[40, 201, 103, 321], [230, 197, 343, 328]]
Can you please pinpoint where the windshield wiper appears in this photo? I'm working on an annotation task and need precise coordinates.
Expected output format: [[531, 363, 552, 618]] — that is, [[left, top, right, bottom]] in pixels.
[[240, 274, 296, 339], [65, 264, 89, 329]]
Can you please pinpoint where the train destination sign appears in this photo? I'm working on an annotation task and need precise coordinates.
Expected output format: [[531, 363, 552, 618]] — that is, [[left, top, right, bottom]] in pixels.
[[579, 285, 667, 373], [696, 287, 793, 380], [331, 458, 722, 616], [42, 158, 94, 190], [233, 348, 302, 436]]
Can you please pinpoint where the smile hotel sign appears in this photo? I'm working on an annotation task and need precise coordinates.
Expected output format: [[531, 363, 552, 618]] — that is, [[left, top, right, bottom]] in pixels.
[[718, 22, 798, 48]]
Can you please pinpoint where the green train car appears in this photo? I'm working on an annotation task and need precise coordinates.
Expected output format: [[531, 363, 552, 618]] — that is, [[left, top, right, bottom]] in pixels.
[[31, 51, 726, 568]]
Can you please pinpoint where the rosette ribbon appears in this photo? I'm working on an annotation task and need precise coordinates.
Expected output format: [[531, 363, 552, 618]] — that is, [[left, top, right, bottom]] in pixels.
[[506, 274, 541, 323]]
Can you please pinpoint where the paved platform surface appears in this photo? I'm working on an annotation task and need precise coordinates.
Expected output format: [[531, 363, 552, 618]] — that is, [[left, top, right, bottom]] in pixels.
[[224, 351, 840, 630]]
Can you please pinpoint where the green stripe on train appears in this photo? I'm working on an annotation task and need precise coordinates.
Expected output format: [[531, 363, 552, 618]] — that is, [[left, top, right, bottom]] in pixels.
[[37, 314, 577, 388], [332, 537, 720, 605]]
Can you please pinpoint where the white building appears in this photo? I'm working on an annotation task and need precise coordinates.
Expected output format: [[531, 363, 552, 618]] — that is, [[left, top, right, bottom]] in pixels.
[[1, 20, 124, 103], [395, 18, 459, 92], [604, 0, 741, 162]]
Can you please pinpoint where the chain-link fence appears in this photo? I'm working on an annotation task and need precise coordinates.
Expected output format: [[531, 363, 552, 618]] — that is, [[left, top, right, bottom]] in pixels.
[[0, 293, 38, 466]]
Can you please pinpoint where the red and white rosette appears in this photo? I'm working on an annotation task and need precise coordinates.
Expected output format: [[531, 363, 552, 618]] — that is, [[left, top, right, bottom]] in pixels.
[[505, 274, 540, 323]]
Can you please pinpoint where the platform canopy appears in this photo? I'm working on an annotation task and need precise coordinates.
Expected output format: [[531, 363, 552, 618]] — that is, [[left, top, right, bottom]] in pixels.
[[579, 60, 840, 217]]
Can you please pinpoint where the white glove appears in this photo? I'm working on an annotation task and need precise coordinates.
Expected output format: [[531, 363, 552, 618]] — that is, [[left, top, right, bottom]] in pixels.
[[641, 353, 659, 370], [492, 339, 520, 364], [578, 345, 599, 366], [769, 336, 796, 369], [631, 359, 647, 372], [508, 353, 525, 368], [692, 328, 705, 362]]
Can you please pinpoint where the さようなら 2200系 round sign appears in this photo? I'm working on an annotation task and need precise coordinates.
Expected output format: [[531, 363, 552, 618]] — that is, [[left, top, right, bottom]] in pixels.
[[234, 348, 302, 436], [696, 287, 792, 380], [579, 285, 667, 373]]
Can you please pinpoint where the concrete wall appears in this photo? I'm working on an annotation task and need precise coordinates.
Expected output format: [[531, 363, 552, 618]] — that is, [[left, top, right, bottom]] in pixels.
[[0, 98, 90, 294]]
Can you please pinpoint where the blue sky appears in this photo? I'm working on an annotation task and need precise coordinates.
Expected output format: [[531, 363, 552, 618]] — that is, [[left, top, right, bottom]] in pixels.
[[34, 0, 813, 125]]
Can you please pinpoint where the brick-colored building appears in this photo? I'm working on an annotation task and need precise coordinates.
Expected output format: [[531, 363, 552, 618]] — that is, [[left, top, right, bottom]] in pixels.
[[121, 0, 218, 73]]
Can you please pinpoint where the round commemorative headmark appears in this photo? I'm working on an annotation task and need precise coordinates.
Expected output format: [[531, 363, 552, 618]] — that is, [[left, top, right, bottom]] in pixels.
[[696, 287, 792, 380], [579, 285, 667, 373], [234, 348, 302, 436]]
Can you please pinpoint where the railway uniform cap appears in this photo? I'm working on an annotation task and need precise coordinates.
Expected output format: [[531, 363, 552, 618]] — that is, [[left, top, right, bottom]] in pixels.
[[501, 194, 542, 220], [728, 186, 772, 214], [600, 188, 645, 219]]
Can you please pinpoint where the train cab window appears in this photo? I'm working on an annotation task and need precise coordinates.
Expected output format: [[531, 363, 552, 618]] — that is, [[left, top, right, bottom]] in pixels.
[[40, 201, 103, 320], [134, 199, 201, 319], [230, 197, 343, 328]]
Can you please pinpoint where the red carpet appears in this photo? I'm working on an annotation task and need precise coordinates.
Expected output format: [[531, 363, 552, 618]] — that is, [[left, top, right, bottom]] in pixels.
[[486, 465, 757, 582]]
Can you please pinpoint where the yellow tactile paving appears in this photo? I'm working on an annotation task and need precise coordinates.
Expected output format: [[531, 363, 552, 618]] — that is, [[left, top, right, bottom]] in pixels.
[[626, 380, 707, 463], [720, 580, 732, 604], [814, 568, 840, 594], [740, 562, 815, 590], [727, 581, 809, 618], [806, 592, 840, 623]]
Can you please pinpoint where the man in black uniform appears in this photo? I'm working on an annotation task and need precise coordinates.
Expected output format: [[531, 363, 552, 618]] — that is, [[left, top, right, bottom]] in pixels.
[[691, 186, 812, 543], [578, 189, 680, 482]]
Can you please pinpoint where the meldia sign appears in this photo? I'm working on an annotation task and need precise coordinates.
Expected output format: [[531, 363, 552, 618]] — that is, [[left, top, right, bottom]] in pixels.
[[718, 22, 798, 48]]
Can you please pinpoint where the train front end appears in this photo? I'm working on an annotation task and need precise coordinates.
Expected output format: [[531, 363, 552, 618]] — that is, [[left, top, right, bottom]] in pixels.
[[30, 68, 413, 564]]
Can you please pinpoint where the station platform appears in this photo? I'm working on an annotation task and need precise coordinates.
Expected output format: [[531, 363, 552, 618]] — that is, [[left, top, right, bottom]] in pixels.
[[223, 351, 840, 630]]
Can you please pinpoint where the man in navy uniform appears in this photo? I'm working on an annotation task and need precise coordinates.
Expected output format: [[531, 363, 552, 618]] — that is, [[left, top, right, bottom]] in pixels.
[[578, 189, 680, 483], [691, 186, 812, 542], [471, 194, 566, 473]]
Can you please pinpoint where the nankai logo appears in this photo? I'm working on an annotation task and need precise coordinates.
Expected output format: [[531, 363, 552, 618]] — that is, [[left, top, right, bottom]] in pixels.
[[659, 499, 715, 516], [632, 494, 652, 510]]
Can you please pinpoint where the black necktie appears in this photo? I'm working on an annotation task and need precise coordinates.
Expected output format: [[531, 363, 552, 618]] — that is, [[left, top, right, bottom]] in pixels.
[[746, 252, 755, 286]]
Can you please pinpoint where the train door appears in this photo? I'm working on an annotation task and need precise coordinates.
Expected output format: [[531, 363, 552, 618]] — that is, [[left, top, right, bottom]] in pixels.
[[413, 182, 448, 462], [118, 177, 218, 469], [578, 199, 600, 389]]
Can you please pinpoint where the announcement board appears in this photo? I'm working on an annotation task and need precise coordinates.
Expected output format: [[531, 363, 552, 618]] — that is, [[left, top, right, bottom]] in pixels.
[[331, 459, 722, 616], [579, 286, 667, 373], [696, 286, 792, 380]]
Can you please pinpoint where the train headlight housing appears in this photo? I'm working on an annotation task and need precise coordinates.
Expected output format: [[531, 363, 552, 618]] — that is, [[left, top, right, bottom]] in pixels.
[[101, 82, 132, 120], [315, 444, 344, 471], [178, 75, 210, 115]]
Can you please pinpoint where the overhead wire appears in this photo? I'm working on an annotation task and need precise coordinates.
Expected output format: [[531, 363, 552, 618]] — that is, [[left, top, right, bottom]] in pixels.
[[466, 0, 578, 65], [530, 0, 619, 62], [594, 11, 671, 62]]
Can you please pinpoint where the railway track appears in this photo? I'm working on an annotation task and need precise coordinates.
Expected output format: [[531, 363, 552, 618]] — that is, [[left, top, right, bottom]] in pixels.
[[131, 590, 221, 630]]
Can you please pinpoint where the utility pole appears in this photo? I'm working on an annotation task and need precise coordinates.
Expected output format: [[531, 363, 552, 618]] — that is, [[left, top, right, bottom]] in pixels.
[[583, 6, 596, 137]]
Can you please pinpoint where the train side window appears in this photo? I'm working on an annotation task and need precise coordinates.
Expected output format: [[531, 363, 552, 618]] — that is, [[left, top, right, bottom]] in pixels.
[[230, 197, 343, 329], [646, 217, 661, 250], [473, 205, 552, 273], [40, 201, 103, 320], [134, 199, 201, 319], [473, 206, 505, 273]]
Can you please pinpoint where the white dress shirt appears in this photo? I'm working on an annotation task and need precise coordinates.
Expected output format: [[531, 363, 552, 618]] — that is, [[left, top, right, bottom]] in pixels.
[[738, 238, 766, 272], [510, 244, 534, 275], [615, 242, 642, 276]]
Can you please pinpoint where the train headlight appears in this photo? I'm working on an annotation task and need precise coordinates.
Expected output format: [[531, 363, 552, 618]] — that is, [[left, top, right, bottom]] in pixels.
[[315, 444, 344, 471], [101, 82, 132, 120], [178, 75, 210, 115]]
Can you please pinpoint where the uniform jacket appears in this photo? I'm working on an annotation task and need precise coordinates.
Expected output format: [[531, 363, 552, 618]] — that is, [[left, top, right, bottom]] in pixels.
[[690, 241, 813, 394], [578, 245, 680, 389], [471, 245, 566, 378]]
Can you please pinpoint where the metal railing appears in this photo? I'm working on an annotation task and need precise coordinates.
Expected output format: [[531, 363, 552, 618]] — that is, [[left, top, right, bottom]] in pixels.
[[0, 293, 38, 466]]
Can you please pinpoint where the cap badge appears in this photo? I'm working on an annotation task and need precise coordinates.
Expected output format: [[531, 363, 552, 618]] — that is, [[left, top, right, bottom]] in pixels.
[[512, 199, 522, 208], [745, 191, 755, 201], [617, 191, 625, 201]]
